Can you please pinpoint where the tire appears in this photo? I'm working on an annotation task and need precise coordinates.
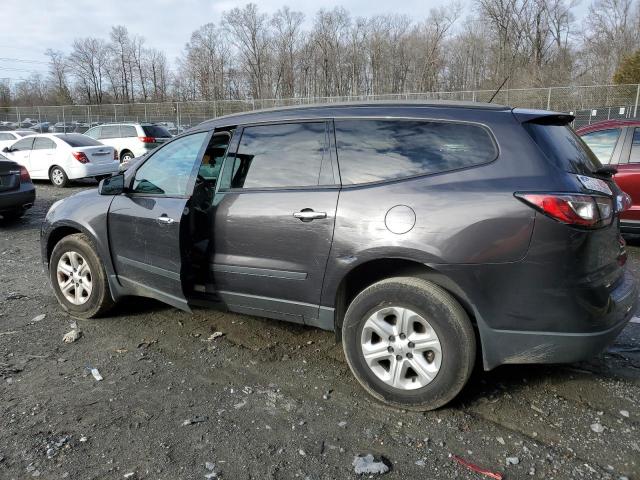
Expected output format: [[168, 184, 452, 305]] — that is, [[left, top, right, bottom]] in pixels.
[[49, 166, 69, 188], [120, 151, 134, 162], [342, 277, 476, 411], [49, 233, 115, 318], [1, 209, 25, 221]]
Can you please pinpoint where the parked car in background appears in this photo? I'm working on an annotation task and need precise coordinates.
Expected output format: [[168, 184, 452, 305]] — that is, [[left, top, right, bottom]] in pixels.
[[2, 133, 118, 187], [84, 123, 172, 162], [577, 120, 640, 235], [52, 122, 77, 133], [41, 102, 636, 410], [0, 130, 35, 151], [0, 153, 35, 220], [30, 122, 51, 133]]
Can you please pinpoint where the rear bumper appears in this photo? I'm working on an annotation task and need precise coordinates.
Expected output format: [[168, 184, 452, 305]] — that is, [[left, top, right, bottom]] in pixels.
[[0, 183, 35, 212], [479, 268, 638, 369], [620, 219, 640, 236], [68, 161, 119, 179]]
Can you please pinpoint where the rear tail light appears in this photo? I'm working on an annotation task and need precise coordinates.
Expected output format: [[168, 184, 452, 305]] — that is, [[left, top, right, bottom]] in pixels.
[[72, 151, 90, 164], [138, 136, 156, 143], [113, 149, 118, 161], [515, 193, 613, 228], [19, 166, 30, 182]]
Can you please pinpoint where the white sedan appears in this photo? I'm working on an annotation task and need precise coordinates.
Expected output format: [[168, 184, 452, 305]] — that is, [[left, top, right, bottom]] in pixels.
[[1, 133, 118, 187], [0, 130, 36, 151]]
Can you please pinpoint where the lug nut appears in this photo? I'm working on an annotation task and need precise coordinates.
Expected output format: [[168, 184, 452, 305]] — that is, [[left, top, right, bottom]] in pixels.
[[399, 333, 406, 340], [408, 341, 415, 348], [406, 352, 413, 359], [389, 335, 395, 342], [396, 355, 402, 361], [387, 346, 394, 353], [425, 350, 435, 363]]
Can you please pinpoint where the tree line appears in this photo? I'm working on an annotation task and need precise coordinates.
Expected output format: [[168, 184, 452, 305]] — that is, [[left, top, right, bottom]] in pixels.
[[2, 0, 640, 107]]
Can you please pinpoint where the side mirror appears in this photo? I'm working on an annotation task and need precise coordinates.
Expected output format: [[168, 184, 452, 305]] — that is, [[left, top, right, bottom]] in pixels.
[[98, 173, 125, 195]]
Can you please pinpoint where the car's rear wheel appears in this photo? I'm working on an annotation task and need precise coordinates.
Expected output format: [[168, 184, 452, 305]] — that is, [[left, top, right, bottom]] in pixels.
[[49, 233, 114, 318], [342, 277, 476, 411], [49, 166, 69, 188], [120, 151, 134, 162]]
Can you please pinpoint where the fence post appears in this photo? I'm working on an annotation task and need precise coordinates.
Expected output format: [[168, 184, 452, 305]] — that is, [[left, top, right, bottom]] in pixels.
[[62, 105, 65, 125], [546, 88, 552, 111], [634, 84, 640, 118], [16, 106, 20, 124]]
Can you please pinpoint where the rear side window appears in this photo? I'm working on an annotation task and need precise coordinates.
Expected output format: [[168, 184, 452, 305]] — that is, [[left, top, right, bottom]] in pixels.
[[335, 120, 497, 185], [579, 128, 621, 164], [629, 128, 640, 163], [142, 125, 171, 138], [100, 125, 120, 139], [229, 122, 329, 189], [524, 123, 602, 175], [55, 134, 102, 147], [33, 137, 56, 150], [121, 125, 138, 137], [0, 133, 13, 140]]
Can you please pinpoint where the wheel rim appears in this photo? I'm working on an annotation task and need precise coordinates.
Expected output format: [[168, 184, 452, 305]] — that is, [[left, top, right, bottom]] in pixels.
[[360, 306, 442, 390], [51, 169, 64, 185], [122, 153, 133, 160], [56, 251, 93, 305]]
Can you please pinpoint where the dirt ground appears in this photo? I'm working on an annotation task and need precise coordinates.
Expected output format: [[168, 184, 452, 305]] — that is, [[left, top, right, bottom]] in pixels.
[[1, 181, 639, 480]]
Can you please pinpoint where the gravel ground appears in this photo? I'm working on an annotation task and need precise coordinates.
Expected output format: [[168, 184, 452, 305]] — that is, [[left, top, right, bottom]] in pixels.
[[0, 181, 639, 480]]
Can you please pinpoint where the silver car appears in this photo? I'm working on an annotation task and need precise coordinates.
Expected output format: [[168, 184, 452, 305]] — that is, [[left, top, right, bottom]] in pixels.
[[84, 123, 171, 163]]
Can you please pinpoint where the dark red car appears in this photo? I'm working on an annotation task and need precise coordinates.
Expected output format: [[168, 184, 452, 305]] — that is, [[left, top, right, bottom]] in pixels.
[[577, 119, 640, 235]]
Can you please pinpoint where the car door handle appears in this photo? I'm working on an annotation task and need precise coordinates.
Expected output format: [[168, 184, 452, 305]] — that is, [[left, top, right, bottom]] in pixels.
[[156, 215, 175, 225], [293, 209, 327, 221]]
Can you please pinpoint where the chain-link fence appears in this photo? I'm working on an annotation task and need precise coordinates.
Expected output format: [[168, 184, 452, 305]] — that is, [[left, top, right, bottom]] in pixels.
[[2, 83, 640, 132]]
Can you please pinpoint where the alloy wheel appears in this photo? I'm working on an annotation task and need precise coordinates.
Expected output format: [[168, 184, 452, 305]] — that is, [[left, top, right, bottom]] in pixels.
[[360, 306, 442, 390], [56, 251, 93, 305]]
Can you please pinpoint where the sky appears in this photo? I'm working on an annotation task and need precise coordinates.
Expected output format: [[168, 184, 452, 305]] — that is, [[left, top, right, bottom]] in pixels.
[[0, 0, 589, 83]]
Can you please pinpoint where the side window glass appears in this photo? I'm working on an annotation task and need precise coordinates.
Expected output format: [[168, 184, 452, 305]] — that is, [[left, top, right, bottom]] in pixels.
[[629, 128, 640, 163], [101, 125, 120, 139], [335, 120, 497, 185], [34, 137, 56, 150], [198, 133, 231, 182], [229, 122, 328, 189], [121, 125, 137, 137], [580, 129, 621, 164], [0, 133, 13, 140], [133, 132, 208, 196], [85, 127, 100, 139], [11, 137, 34, 151]]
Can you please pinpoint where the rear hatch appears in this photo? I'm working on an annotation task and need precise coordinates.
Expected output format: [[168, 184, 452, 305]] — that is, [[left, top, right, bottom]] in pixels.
[[0, 158, 20, 192], [141, 125, 172, 146], [516, 110, 626, 281]]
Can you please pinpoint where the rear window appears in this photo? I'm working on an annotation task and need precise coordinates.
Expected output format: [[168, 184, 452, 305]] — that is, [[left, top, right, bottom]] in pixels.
[[55, 134, 102, 147], [335, 119, 497, 185], [524, 123, 602, 175], [142, 125, 171, 138]]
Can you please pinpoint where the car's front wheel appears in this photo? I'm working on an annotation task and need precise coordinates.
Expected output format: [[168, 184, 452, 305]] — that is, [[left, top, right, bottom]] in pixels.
[[49, 166, 69, 188], [342, 277, 476, 411], [49, 233, 114, 318]]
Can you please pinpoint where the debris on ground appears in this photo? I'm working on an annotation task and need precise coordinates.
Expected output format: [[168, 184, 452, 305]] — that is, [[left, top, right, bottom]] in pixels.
[[496, 437, 505, 445], [182, 416, 208, 426], [591, 422, 605, 433], [0, 331, 19, 336], [338, 421, 347, 428], [620, 410, 630, 418], [505, 456, 520, 465], [137, 339, 157, 349], [62, 329, 81, 343], [207, 332, 224, 341], [123, 472, 135, 478], [45, 435, 71, 459], [452, 455, 503, 480], [31, 314, 46, 323], [86, 367, 103, 381], [352, 454, 390, 475], [204, 461, 217, 479], [5, 292, 26, 300]]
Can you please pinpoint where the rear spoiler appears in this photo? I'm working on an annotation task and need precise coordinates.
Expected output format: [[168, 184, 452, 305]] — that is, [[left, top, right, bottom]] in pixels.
[[512, 108, 574, 125]]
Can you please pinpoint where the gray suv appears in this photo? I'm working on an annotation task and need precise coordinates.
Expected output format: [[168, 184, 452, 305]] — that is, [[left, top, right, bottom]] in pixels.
[[41, 102, 638, 410]]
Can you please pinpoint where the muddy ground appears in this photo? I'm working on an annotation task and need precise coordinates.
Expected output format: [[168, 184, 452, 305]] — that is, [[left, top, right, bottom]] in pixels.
[[0, 181, 639, 480]]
